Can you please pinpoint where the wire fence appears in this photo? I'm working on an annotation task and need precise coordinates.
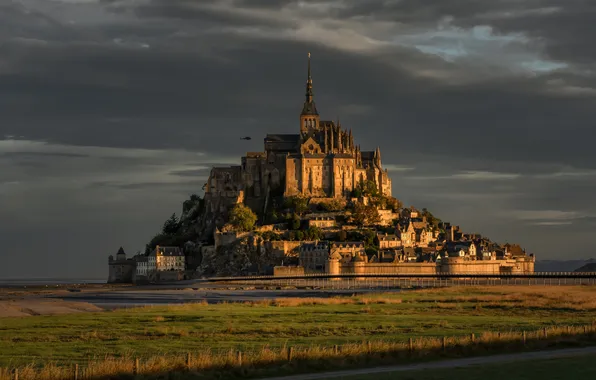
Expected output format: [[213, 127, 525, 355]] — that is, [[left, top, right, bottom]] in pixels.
[[2, 323, 596, 380]]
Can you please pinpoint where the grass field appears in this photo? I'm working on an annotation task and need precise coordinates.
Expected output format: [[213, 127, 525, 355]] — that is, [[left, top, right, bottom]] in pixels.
[[342, 354, 596, 380], [3, 285, 596, 368]]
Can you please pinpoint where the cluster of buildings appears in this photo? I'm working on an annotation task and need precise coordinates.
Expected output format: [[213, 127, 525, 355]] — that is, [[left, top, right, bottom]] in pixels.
[[108, 246, 186, 283], [109, 53, 535, 283], [266, 206, 534, 276]]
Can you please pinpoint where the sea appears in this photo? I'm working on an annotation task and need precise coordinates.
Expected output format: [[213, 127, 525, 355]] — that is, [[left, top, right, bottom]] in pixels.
[[0, 278, 106, 287]]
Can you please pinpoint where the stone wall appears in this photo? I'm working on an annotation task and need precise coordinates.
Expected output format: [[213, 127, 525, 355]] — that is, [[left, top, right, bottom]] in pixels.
[[266, 240, 302, 259], [108, 260, 135, 283], [273, 266, 305, 276], [340, 262, 437, 274]]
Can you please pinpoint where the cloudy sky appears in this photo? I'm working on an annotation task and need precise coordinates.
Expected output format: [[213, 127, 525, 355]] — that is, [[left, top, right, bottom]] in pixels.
[[1, 0, 595, 279]]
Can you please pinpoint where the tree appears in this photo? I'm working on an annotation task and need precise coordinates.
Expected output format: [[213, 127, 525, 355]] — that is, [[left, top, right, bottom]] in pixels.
[[352, 202, 381, 227], [355, 180, 379, 198], [229, 204, 257, 232], [306, 226, 323, 240], [182, 194, 202, 214], [421, 208, 441, 227], [362, 229, 376, 247], [285, 196, 309, 215], [162, 213, 180, 235], [319, 198, 345, 212], [288, 213, 301, 230]]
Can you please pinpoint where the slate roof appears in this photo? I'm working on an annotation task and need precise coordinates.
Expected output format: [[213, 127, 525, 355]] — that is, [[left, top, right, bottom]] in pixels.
[[331, 242, 365, 248], [154, 246, 184, 256]]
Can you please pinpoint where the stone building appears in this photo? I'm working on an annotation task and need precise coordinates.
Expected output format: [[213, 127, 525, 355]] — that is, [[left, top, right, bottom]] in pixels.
[[108, 247, 135, 283], [377, 233, 401, 249], [147, 246, 186, 281], [299, 241, 330, 271], [308, 216, 336, 229], [205, 53, 392, 215], [330, 242, 366, 263]]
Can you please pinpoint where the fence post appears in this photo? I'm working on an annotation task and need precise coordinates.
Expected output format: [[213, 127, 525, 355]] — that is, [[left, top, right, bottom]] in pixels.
[[367, 341, 372, 354], [470, 333, 475, 343], [287, 347, 294, 362], [13, 368, 18, 380], [334, 345, 339, 354], [237, 351, 243, 366], [543, 328, 548, 338], [74, 363, 79, 380], [409, 338, 413, 352], [133, 358, 139, 375], [523, 331, 527, 345], [442, 337, 446, 351], [186, 352, 192, 369]]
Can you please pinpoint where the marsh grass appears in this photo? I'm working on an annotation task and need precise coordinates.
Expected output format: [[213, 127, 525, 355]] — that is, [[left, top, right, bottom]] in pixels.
[[2, 286, 596, 376], [2, 324, 596, 379]]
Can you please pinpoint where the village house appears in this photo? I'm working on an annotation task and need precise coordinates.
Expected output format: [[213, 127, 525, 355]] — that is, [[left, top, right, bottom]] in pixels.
[[377, 233, 401, 249], [330, 242, 366, 263], [299, 241, 330, 271]]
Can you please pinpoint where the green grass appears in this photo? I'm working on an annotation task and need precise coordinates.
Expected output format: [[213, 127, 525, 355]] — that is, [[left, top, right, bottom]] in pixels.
[[341, 354, 596, 380], [2, 286, 596, 366]]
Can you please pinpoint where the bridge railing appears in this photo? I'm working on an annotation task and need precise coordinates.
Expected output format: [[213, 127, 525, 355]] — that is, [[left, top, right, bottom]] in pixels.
[[204, 272, 596, 282]]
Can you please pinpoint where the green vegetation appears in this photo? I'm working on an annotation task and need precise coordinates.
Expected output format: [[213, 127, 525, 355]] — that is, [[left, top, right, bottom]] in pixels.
[[3, 286, 596, 367], [344, 354, 596, 380], [317, 198, 345, 212], [284, 195, 309, 215], [145, 194, 205, 254], [229, 204, 258, 232], [351, 202, 381, 227]]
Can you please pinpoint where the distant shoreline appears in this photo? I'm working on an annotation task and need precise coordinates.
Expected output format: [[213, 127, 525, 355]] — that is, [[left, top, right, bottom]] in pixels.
[[0, 279, 106, 288]]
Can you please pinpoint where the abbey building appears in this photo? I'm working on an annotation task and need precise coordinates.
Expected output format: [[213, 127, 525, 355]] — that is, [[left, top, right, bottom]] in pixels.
[[206, 54, 392, 212]]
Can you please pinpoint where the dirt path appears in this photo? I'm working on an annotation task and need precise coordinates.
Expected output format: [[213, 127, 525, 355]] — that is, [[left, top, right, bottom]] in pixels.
[[260, 346, 596, 380]]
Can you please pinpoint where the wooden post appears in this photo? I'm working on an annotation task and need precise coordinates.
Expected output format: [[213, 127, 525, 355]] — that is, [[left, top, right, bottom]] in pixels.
[[543, 328, 548, 339], [287, 347, 294, 362], [442, 337, 446, 351], [523, 331, 527, 345], [237, 351, 242, 366], [334, 345, 339, 354], [567, 326, 571, 334], [13, 368, 18, 380], [133, 358, 139, 375], [470, 333, 475, 343], [409, 338, 413, 352], [367, 341, 372, 354], [186, 352, 192, 369], [74, 364, 79, 380]]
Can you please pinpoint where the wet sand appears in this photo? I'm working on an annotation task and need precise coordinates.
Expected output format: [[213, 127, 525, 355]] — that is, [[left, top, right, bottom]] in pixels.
[[0, 283, 394, 317], [0, 299, 104, 317]]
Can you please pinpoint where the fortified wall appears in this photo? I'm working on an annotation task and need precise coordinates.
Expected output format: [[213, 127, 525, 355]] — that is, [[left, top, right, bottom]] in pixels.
[[323, 256, 535, 277]]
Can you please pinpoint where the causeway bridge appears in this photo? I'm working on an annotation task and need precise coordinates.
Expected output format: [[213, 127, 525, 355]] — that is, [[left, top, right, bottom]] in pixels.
[[203, 272, 596, 288]]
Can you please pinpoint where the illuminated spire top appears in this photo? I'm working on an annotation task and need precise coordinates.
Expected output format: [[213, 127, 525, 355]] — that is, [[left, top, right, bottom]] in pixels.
[[301, 52, 318, 115]]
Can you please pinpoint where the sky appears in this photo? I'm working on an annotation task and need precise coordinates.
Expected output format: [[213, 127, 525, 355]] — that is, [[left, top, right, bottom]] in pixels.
[[1, 0, 595, 279]]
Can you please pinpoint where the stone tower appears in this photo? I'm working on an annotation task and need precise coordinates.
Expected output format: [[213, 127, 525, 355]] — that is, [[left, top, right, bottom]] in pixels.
[[300, 53, 320, 135]]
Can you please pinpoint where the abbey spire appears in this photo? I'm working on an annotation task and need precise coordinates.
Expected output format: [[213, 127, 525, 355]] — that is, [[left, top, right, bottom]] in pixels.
[[301, 52, 318, 116]]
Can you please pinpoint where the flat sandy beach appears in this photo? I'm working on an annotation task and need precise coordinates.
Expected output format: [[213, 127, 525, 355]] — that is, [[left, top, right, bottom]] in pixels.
[[0, 282, 383, 317]]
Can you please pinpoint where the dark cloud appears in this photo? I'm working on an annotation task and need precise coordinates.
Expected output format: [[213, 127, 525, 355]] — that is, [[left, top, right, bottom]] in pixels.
[[0, 0, 595, 278], [0, 152, 89, 158]]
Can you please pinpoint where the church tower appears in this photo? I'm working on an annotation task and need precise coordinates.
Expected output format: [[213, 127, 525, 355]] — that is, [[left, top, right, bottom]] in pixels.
[[300, 53, 320, 135]]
